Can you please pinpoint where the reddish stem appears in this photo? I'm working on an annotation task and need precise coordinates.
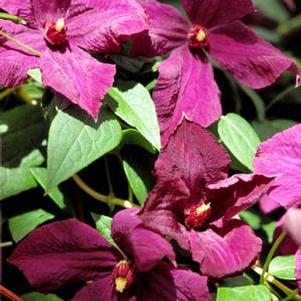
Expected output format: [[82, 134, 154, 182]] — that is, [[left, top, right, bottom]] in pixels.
[[0, 285, 23, 301]]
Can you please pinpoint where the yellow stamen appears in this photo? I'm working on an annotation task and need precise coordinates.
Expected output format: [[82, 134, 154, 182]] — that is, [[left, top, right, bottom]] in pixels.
[[196, 203, 211, 216], [115, 277, 127, 293], [55, 18, 65, 32], [196, 30, 206, 43]]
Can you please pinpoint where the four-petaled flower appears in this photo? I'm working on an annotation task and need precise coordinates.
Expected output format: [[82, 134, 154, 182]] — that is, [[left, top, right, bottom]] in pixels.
[[132, 0, 299, 144], [9, 209, 212, 301], [0, 0, 148, 119], [138, 119, 273, 279]]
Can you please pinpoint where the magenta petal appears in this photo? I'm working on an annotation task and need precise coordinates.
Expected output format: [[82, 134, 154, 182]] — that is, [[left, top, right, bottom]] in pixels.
[[111, 209, 175, 272], [155, 119, 230, 196], [0, 24, 44, 87], [190, 220, 262, 279], [283, 209, 301, 246], [71, 277, 119, 301], [8, 219, 119, 292], [131, 0, 188, 57], [209, 21, 298, 89], [0, 1, 32, 22], [254, 124, 301, 208], [139, 179, 191, 250], [40, 48, 115, 119], [67, 0, 148, 53], [154, 45, 222, 145], [181, 0, 254, 28], [259, 194, 282, 214], [207, 173, 274, 221], [140, 264, 212, 301]]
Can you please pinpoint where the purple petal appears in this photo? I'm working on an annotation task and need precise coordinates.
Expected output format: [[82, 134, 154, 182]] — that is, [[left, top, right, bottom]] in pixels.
[[207, 173, 274, 221], [283, 209, 301, 246], [138, 179, 191, 251], [66, 0, 148, 53], [254, 124, 301, 208], [111, 209, 175, 272], [209, 21, 298, 89], [296, 249, 301, 291], [181, 0, 254, 28], [40, 47, 115, 119], [139, 264, 212, 301], [0, 23, 44, 87], [189, 220, 262, 279], [131, 0, 188, 57], [71, 277, 120, 301], [153, 45, 222, 145], [155, 118, 230, 196], [9, 219, 119, 292]]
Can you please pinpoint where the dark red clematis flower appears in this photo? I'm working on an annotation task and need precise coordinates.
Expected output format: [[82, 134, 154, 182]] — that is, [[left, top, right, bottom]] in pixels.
[[133, 0, 299, 145], [9, 209, 212, 301], [138, 119, 274, 279]]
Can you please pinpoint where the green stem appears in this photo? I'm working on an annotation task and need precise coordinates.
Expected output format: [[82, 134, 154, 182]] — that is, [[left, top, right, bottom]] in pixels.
[[266, 86, 299, 111], [72, 174, 138, 209], [260, 230, 287, 284], [104, 157, 114, 194], [0, 87, 16, 100], [0, 30, 41, 57], [0, 241, 13, 248], [0, 12, 25, 24]]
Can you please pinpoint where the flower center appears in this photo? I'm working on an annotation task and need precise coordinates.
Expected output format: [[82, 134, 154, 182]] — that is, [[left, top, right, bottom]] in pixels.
[[112, 260, 135, 293], [184, 202, 212, 230], [188, 25, 208, 49], [44, 18, 67, 46]]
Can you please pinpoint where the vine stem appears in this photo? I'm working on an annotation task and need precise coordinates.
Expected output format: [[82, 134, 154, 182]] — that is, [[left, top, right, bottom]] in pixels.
[[260, 231, 287, 284], [253, 266, 301, 301], [0, 12, 25, 24], [0, 285, 23, 301], [0, 30, 41, 57], [72, 174, 138, 209]]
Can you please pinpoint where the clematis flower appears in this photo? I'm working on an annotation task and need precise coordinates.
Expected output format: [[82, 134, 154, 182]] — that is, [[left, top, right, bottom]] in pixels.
[[0, 0, 148, 119], [254, 124, 301, 213], [133, 0, 299, 145], [138, 119, 273, 279], [9, 209, 212, 301]]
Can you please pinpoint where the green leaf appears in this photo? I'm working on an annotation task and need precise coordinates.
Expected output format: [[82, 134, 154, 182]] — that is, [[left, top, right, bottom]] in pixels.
[[240, 211, 261, 230], [95, 215, 115, 246], [22, 292, 63, 301], [27, 68, 42, 84], [46, 108, 122, 190], [262, 222, 277, 244], [123, 158, 152, 205], [8, 209, 55, 242], [120, 129, 156, 154], [0, 150, 44, 200], [31, 167, 73, 214], [106, 81, 161, 151], [268, 256, 296, 280], [218, 113, 260, 170], [254, 0, 288, 22], [217, 285, 271, 301]]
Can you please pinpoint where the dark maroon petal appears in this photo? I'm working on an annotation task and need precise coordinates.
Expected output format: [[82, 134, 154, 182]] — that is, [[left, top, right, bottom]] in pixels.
[[111, 209, 175, 272], [131, 0, 188, 57], [181, 0, 254, 28], [40, 47, 115, 119], [155, 118, 230, 197], [66, 0, 148, 53], [71, 277, 120, 301], [207, 174, 274, 221], [138, 179, 191, 251], [138, 263, 212, 301], [209, 21, 298, 89], [189, 220, 262, 279], [153, 45, 222, 145], [296, 249, 301, 291], [0, 23, 45, 87], [9, 219, 119, 292]]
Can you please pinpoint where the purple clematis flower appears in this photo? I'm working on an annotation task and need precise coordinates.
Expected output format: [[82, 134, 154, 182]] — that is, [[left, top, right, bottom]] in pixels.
[[0, 0, 148, 119], [133, 0, 299, 145], [9, 209, 212, 301], [138, 119, 273, 279], [254, 124, 301, 213]]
